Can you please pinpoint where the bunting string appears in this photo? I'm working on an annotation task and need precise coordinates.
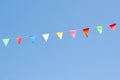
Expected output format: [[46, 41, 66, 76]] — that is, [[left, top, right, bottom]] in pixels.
[[1, 23, 117, 47]]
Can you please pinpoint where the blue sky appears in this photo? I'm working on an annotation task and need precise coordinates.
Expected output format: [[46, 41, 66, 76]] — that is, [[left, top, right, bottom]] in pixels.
[[0, 0, 120, 80]]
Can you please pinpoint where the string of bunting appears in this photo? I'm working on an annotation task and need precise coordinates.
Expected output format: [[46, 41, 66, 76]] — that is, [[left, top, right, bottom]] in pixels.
[[1, 23, 116, 47]]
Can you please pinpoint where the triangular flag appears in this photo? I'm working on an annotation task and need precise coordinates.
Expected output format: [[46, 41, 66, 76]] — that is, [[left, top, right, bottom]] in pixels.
[[109, 23, 116, 31], [42, 33, 50, 42], [30, 36, 36, 43], [2, 38, 10, 47], [83, 28, 90, 37], [57, 32, 63, 40], [16, 37, 22, 44], [70, 30, 77, 38], [97, 26, 103, 34]]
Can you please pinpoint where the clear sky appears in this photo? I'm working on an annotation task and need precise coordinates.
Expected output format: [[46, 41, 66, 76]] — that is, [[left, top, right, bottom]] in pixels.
[[0, 0, 120, 80]]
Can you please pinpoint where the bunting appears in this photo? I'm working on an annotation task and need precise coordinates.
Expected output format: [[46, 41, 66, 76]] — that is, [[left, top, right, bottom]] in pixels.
[[30, 36, 36, 43], [16, 37, 22, 44], [42, 33, 50, 42], [70, 30, 77, 38], [109, 23, 116, 31], [0, 23, 117, 47], [97, 26, 103, 34], [83, 28, 90, 37], [57, 32, 63, 40], [2, 38, 10, 47]]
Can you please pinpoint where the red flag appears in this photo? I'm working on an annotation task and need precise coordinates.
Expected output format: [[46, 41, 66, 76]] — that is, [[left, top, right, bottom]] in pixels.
[[16, 37, 22, 44], [83, 28, 90, 37], [109, 23, 116, 31]]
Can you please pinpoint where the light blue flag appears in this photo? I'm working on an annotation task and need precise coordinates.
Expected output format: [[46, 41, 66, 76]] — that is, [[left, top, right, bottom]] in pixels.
[[29, 36, 36, 43]]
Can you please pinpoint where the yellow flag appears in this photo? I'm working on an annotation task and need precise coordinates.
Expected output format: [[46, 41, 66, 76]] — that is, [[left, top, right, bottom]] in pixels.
[[56, 32, 63, 40]]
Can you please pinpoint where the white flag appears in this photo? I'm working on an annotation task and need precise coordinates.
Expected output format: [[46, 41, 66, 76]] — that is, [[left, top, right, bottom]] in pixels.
[[42, 33, 50, 42]]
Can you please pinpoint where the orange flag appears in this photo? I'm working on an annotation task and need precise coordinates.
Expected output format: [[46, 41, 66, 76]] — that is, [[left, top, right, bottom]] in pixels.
[[16, 37, 22, 44], [109, 23, 116, 31], [83, 28, 90, 37]]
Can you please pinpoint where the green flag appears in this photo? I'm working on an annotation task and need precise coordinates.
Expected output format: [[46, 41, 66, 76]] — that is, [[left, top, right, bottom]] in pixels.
[[97, 26, 103, 34], [2, 38, 10, 47]]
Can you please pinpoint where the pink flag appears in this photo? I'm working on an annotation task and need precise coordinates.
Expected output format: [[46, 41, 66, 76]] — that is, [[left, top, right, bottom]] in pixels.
[[109, 23, 116, 31], [70, 30, 77, 38]]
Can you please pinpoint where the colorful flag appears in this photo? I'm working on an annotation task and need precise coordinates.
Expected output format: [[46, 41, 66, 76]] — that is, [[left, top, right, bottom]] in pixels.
[[70, 30, 77, 38], [2, 38, 10, 47], [83, 28, 90, 37], [16, 37, 22, 44], [29, 36, 36, 43], [57, 32, 63, 40], [42, 33, 50, 42], [109, 23, 116, 31], [97, 26, 103, 34]]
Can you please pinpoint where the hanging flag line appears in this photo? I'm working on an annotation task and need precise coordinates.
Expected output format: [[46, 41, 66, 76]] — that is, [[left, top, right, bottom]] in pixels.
[[1, 23, 117, 47]]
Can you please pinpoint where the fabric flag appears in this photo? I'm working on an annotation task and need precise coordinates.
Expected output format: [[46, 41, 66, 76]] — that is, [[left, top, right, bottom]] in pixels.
[[70, 30, 77, 38], [83, 28, 90, 37], [57, 32, 63, 40], [29, 36, 36, 43], [97, 26, 103, 34], [109, 23, 116, 31], [16, 37, 22, 44], [2, 38, 10, 47], [42, 33, 50, 42]]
